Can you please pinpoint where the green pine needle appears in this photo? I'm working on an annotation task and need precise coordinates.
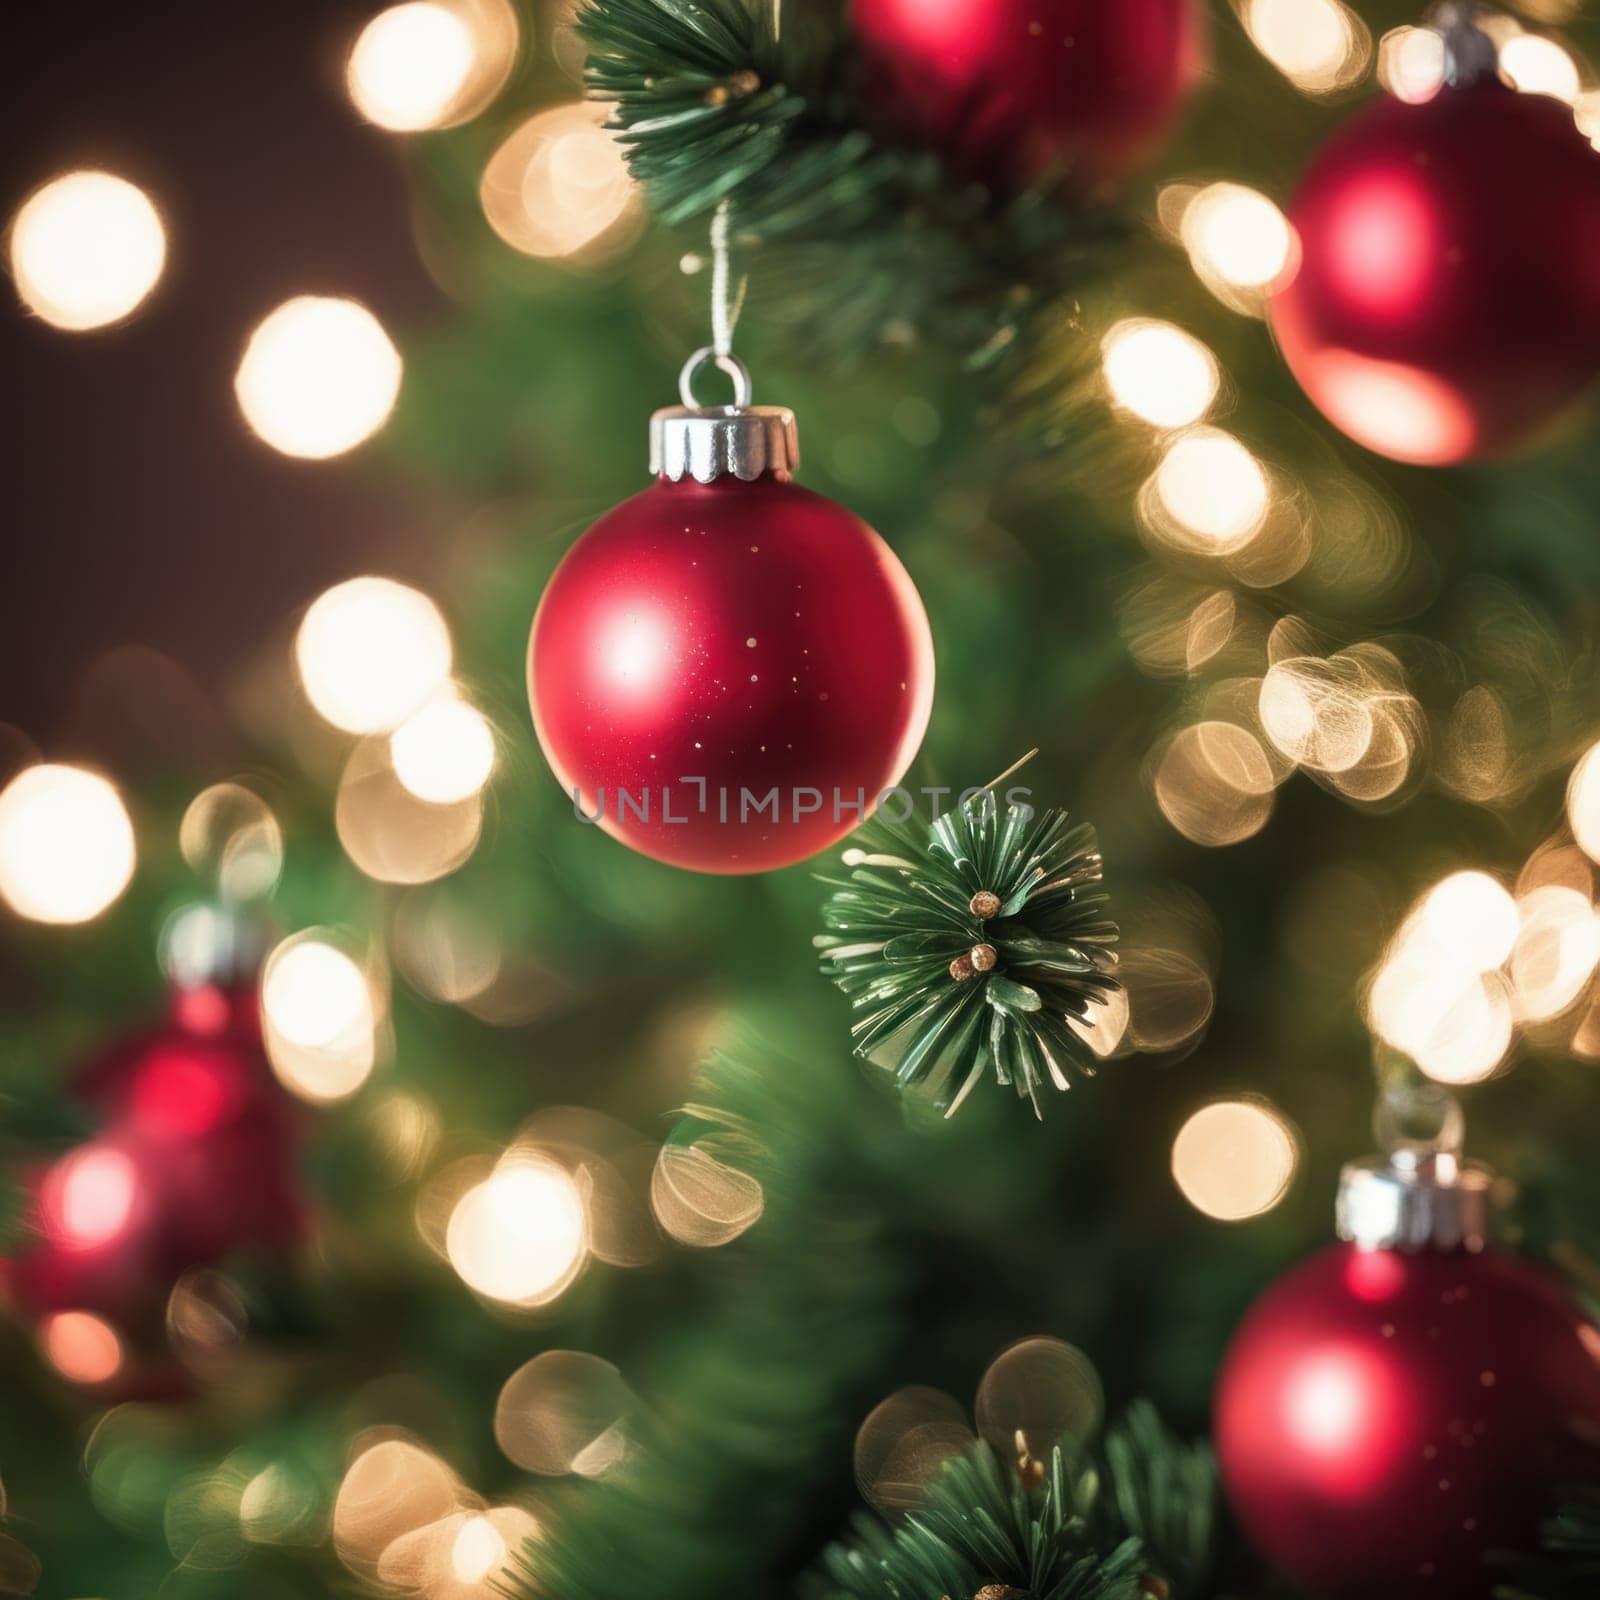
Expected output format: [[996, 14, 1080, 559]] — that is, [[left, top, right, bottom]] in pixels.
[[1490, 1492, 1600, 1599], [809, 1405, 1220, 1600], [816, 792, 1119, 1118], [577, 0, 1127, 366]]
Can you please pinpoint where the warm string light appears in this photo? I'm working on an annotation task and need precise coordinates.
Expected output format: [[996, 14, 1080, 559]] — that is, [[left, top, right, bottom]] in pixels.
[[1499, 32, 1581, 102], [9, 171, 166, 331], [1172, 1099, 1299, 1221], [348, 3, 476, 129], [445, 1151, 588, 1306], [346, 0, 520, 133], [1367, 844, 1600, 1084], [296, 576, 454, 734], [235, 296, 402, 459], [1170, 182, 1297, 315], [332, 1435, 539, 1595], [38, 1310, 124, 1385], [480, 103, 642, 262], [0, 763, 137, 925], [390, 691, 497, 803], [1379, 25, 1448, 102], [261, 934, 380, 1103], [1241, 0, 1371, 95], [495, 1351, 635, 1476], [1100, 319, 1220, 430]]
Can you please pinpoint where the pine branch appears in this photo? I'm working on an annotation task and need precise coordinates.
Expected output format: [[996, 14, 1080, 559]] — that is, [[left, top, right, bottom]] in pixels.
[[816, 793, 1119, 1118], [808, 1406, 1227, 1600], [1490, 1492, 1600, 1600], [503, 1043, 905, 1600], [578, 0, 1127, 366], [1102, 1404, 1222, 1600]]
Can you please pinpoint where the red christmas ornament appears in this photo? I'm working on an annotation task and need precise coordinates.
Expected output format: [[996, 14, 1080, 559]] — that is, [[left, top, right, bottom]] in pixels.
[[849, 0, 1204, 191], [1271, 59, 1600, 465], [1215, 1108, 1600, 1598], [528, 353, 934, 874], [4, 978, 304, 1345]]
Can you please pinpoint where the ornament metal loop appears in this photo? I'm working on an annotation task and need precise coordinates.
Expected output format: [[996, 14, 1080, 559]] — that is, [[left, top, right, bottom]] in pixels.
[[679, 346, 754, 411], [1373, 1081, 1464, 1161]]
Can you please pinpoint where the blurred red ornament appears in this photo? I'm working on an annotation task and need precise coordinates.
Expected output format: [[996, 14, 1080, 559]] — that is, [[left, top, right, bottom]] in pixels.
[[1271, 81, 1600, 465], [1216, 1131, 1600, 1597], [4, 981, 304, 1343], [849, 0, 1203, 191], [528, 372, 934, 874]]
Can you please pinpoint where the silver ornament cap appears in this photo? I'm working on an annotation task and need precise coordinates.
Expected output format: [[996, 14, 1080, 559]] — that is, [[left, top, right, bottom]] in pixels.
[[650, 347, 800, 484], [1336, 1084, 1497, 1252]]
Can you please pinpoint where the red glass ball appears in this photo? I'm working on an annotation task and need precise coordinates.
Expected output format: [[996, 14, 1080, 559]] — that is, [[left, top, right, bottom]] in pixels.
[[1271, 83, 1600, 464], [1215, 1241, 1600, 1598], [4, 985, 304, 1326], [850, 0, 1203, 191], [529, 474, 934, 873]]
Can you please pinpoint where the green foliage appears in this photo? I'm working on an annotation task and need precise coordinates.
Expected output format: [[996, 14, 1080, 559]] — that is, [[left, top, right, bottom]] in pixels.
[[1491, 1493, 1600, 1600], [506, 1042, 906, 1600], [817, 793, 1118, 1117], [1103, 1403, 1223, 1600], [578, 0, 1126, 365], [809, 1405, 1222, 1600]]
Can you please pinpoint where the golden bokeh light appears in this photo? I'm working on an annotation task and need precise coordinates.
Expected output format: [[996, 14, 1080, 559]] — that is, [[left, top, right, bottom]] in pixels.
[[393, 890, 504, 1004], [853, 1387, 974, 1513], [1368, 892, 1518, 1087], [1171, 1099, 1299, 1220], [1119, 946, 1215, 1054], [0, 763, 136, 925], [1499, 33, 1581, 102], [1439, 686, 1511, 804], [1258, 656, 1374, 774], [1177, 182, 1296, 310], [481, 103, 641, 262], [390, 691, 496, 804], [1153, 720, 1276, 847], [1417, 871, 1520, 975], [1508, 885, 1600, 1022], [1148, 428, 1271, 553], [166, 1269, 249, 1358], [1567, 742, 1600, 863], [1242, 0, 1371, 94], [975, 1337, 1103, 1465], [334, 1437, 463, 1580], [41, 1143, 138, 1249], [39, 1309, 124, 1385], [179, 782, 284, 901], [1065, 987, 1131, 1060], [296, 576, 453, 735], [446, 1152, 587, 1306], [1100, 319, 1220, 430], [235, 296, 402, 459], [494, 1350, 634, 1477], [337, 737, 484, 884], [9, 171, 166, 331], [1379, 25, 1447, 102], [649, 1140, 765, 1248], [261, 934, 379, 1103], [345, 1, 519, 133]]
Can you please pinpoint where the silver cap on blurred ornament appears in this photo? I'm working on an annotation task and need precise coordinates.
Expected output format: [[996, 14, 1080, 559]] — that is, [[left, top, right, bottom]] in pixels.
[[650, 347, 799, 484], [1336, 1083, 1499, 1252]]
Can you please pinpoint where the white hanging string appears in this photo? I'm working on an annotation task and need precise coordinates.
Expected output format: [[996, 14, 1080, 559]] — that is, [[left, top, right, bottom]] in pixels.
[[709, 199, 742, 359]]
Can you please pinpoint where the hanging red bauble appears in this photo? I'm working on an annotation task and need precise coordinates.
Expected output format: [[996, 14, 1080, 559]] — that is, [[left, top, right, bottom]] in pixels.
[[1215, 1115, 1600, 1598], [528, 353, 935, 874], [1271, 68, 1600, 465], [4, 979, 305, 1335], [849, 0, 1204, 191]]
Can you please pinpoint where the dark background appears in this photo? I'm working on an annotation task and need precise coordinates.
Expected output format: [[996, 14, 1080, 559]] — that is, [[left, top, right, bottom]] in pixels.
[[1, 0, 442, 758]]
